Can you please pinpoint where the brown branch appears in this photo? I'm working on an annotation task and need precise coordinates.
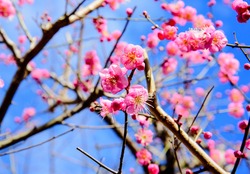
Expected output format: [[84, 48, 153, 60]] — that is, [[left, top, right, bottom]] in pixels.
[[76, 147, 117, 174], [0, 0, 105, 126], [0, 28, 21, 63], [143, 50, 229, 174], [0, 89, 103, 150]]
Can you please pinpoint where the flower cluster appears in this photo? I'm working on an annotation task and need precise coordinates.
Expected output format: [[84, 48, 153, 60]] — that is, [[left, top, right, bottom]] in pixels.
[[217, 53, 239, 84], [175, 26, 228, 53], [232, 0, 250, 23], [0, 0, 15, 18], [14, 107, 36, 123]]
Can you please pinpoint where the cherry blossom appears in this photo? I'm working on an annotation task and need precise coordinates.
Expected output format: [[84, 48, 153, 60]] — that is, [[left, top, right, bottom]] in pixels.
[[100, 98, 112, 117], [135, 128, 153, 146], [125, 85, 148, 115], [82, 50, 102, 77], [100, 64, 128, 94], [148, 164, 159, 174], [121, 44, 145, 70], [0, 0, 16, 18], [162, 58, 178, 75], [31, 68, 50, 83], [22, 107, 36, 122], [136, 148, 152, 166]]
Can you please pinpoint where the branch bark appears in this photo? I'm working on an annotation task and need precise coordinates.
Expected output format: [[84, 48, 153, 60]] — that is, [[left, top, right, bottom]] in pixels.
[[143, 50, 229, 174]]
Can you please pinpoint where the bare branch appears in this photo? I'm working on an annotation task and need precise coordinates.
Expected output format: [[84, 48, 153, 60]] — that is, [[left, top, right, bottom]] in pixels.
[[0, 89, 103, 150], [0, 129, 74, 156], [76, 147, 117, 174], [117, 112, 128, 174], [0, 28, 21, 63]]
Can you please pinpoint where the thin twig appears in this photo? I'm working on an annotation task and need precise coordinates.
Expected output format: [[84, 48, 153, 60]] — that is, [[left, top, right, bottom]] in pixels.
[[187, 86, 214, 134], [68, 0, 86, 17], [231, 116, 250, 174], [0, 129, 74, 156], [76, 147, 117, 174], [117, 112, 128, 174], [232, 32, 250, 62], [227, 43, 250, 49], [172, 137, 183, 174]]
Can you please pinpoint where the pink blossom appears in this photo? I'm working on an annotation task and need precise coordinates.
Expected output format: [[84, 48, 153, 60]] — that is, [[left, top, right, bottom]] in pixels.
[[225, 149, 236, 164], [147, 30, 160, 49], [136, 148, 152, 166], [192, 15, 213, 29], [82, 50, 102, 77], [209, 30, 228, 53], [0, 78, 4, 88], [14, 116, 22, 123], [229, 89, 244, 103], [105, 0, 125, 10], [18, 35, 27, 44], [174, 32, 191, 52], [166, 41, 179, 56], [18, 0, 34, 6], [121, 44, 145, 70], [182, 6, 197, 21], [111, 30, 121, 40], [209, 149, 223, 164], [232, 0, 249, 14], [100, 64, 128, 94], [111, 98, 126, 112], [100, 98, 112, 117], [31, 68, 50, 83], [125, 85, 148, 115], [161, 25, 178, 40], [162, 58, 177, 75], [22, 107, 36, 122], [228, 102, 245, 118], [215, 20, 223, 28], [148, 164, 159, 174], [182, 96, 195, 109], [195, 87, 205, 97], [0, 0, 16, 18], [135, 128, 153, 146], [246, 138, 250, 150]]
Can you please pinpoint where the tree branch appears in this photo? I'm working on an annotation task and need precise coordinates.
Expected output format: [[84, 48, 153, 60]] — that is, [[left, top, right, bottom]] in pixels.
[[143, 50, 229, 174], [0, 0, 105, 126], [0, 89, 103, 150]]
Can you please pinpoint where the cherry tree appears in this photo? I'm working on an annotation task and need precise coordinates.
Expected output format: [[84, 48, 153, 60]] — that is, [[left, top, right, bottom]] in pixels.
[[0, 0, 250, 174]]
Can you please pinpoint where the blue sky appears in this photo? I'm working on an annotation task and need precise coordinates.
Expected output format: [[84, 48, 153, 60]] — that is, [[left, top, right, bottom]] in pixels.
[[1, 0, 250, 174]]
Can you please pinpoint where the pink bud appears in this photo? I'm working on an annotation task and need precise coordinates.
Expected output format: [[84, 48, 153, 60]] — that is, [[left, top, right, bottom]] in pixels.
[[238, 120, 248, 130], [234, 150, 243, 158], [203, 131, 213, 139], [126, 8, 133, 17], [246, 104, 250, 111], [143, 11, 148, 17], [157, 30, 165, 40], [186, 169, 193, 174], [244, 63, 250, 70], [190, 126, 200, 135]]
